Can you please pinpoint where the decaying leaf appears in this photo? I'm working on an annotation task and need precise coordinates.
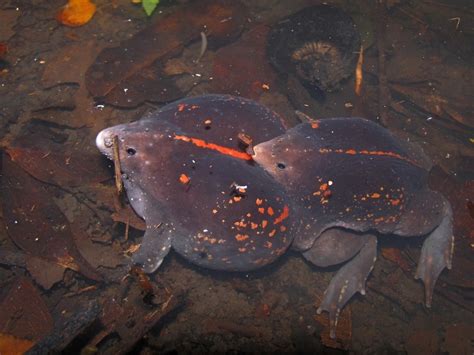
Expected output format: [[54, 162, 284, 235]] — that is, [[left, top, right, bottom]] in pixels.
[[381, 247, 412, 272], [85, 0, 247, 107], [42, 41, 105, 88], [212, 25, 277, 100], [0, 277, 54, 342], [6, 134, 111, 188], [0, 153, 102, 281], [26, 256, 66, 290], [56, 0, 96, 27]]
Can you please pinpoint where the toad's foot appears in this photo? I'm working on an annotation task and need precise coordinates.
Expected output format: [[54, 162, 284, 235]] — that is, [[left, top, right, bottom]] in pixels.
[[415, 200, 454, 307], [132, 222, 172, 274], [317, 234, 377, 338], [303, 229, 377, 339]]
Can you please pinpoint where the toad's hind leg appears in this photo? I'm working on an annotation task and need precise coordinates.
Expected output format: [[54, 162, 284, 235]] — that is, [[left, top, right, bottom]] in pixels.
[[395, 190, 454, 307], [302, 229, 377, 339]]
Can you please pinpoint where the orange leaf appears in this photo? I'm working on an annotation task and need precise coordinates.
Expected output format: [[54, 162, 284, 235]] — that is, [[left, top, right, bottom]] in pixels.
[[0, 333, 35, 355], [56, 0, 96, 27]]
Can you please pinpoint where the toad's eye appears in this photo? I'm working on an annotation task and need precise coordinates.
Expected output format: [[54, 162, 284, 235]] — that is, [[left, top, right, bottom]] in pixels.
[[276, 162, 286, 170], [126, 147, 137, 156]]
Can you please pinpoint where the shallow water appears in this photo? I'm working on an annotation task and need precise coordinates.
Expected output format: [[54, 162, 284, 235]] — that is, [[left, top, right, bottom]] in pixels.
[[0, 0, 473, 353]]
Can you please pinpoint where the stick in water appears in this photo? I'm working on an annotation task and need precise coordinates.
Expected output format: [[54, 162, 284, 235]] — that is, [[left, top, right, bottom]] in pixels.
[[112, 135, 123, 194]]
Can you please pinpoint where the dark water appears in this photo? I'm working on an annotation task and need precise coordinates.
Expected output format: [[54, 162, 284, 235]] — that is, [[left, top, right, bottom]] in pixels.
[[0, 0, 472, 353]]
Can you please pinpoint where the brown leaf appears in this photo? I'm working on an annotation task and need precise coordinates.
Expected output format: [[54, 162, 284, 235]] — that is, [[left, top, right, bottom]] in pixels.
[[0, 9, 20, 42], [212, 25, 277, 99], [85, 0, 247, 107], [1, 153, 102, 281], [0, 277, 54, 342], [71, 218, 126, 269], [42, 40, 104, 88], [381, 247, 412, 272], [6, 134, 110, 188], [26, 256, 66, 290], [444, 323, 474, 355]]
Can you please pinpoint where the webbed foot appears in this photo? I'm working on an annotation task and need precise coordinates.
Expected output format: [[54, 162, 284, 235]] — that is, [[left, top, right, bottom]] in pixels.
[[303, 229, 377, 339], [415, 201, 454, 307], [317, 235, 377, 338]]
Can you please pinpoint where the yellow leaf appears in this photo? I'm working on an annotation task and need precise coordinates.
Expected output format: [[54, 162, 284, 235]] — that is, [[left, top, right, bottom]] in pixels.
[[56, 0, 96, 27]]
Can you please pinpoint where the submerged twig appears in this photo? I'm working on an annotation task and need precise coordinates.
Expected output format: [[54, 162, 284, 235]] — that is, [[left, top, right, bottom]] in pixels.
[[354, 45, 364, 96], [112, 135, 123, 195], [195, 31, 208, 63], [376, 1, 391, 126]]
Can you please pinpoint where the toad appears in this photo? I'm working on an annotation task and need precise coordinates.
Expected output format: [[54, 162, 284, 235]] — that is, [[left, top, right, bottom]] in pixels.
[[97, 96, 453, 338], [252, 117, 454, 337], [96, 95, 296, 273]]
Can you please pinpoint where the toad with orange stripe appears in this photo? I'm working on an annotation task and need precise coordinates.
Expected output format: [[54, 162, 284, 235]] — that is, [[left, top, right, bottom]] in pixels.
[[97, 96, 453, 341], [252, 116, 454, 339], [96, 94, 297, 279]]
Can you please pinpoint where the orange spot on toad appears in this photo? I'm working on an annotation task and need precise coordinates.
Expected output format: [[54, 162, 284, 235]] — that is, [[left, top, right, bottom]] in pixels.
[[179, 174, 190, 184], [374, 217, 385, 223], [390, 199, 401, 206], [268, 229, 277, 237], [256, 198, 263, 205], [261, 220, 268, 228], [235, 234, 249, 242], [323, 190, 332, 198], [267, 207, 274, 216], [371, 193, 381, 198], [273, 205, 289, 225], [258, 207, 265, 214]]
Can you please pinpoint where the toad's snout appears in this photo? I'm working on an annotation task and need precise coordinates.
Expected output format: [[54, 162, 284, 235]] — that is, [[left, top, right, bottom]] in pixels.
[[95, 128, 116, 158]]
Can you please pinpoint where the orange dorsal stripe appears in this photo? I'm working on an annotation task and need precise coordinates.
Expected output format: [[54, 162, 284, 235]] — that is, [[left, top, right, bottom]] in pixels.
[[174, 135, 252, 161], [318, 148, 419, 166]]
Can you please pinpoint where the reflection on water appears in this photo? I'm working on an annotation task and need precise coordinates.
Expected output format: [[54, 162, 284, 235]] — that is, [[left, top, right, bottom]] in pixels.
[[0, 0, 472, 353]]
